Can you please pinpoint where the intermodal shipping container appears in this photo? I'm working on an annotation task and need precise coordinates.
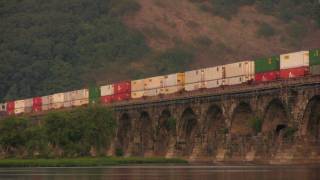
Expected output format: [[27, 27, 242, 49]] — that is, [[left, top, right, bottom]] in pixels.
[[309, 49, 320, 66], [0, 103, 6, 112], [52, 93, 64, 109], [280, 51, 309, 70], [160, 73, 185, 94], [254, 56, 280, 73], [101, 85, 114, 96], [204, 66, 223, 88], [24, 98, 33, 113], [113, 93, 130, 102], [6, 101, 14, 115], [279, 67, 309, 79], [255, 71, 279, 82], [33, 97, 42, 112], [114, 81, 131, 94], [41, 95, 51, 111], [222, 61, 255, 85], [71, 89, 89, 107], [89, 86, 100, 104], [101, 95, 113, 104], [185, 69, 205, 91], [144, 76, 163, 97], [63, 91, 72, 108], [310, 64, 320, 75], [14, 100, 25, 114], [131, 79, 144, 99]]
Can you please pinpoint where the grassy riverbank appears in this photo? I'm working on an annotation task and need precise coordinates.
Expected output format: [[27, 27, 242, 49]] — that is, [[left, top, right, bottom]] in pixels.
[[0, 157, 187, 167]]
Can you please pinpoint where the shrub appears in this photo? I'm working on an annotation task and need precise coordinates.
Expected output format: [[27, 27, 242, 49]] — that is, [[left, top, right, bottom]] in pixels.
[[115, 148, 124, 157], [193, 36, 213, 47], [249, 116, 262, 134], [165, 117, 177, 131], [256, 22, 275, 38]]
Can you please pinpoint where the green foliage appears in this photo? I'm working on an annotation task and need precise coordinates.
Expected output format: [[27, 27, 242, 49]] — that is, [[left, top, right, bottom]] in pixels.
[[165, 117, 177, 131], [283, 127, 297, 140], [115, 148, 124, 157], [193, 36, 213, 47], [256, 22, 275, 38], [209, 0, 256, 19], [249, 116, 262, 134], [0, 0, 147, 101]]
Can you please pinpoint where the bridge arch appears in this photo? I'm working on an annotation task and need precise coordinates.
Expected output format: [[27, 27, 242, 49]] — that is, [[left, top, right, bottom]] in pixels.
[[155, 109, 174, 156], [302, 96, 320, 142], [178, 107, 199, 156], [230, 102, 254, 136], [116, 113, 132, 154], [133, 111, 153, 156], [203, 104, 226, 156]]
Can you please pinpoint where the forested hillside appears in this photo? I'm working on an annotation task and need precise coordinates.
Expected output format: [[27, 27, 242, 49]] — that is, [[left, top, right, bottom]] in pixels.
[[1, 0, 320, 101]]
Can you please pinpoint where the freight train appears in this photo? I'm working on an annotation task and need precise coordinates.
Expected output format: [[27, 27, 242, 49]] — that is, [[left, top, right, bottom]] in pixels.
[[0, 49, 319, 116]]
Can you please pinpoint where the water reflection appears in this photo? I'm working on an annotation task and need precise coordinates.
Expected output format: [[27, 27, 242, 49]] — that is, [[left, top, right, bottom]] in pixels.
[[0, 165, 319, 180]]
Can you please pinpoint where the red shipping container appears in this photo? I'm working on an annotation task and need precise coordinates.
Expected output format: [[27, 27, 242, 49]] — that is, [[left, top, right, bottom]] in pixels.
[[33, 97, 42, 112], [101, 95, 113, 104], [6, 101, 15, 115], [114, 81, 131, 94], [280, 67, 309, 79], [255, 71, 279, 82], [113, 93, 131, 102]]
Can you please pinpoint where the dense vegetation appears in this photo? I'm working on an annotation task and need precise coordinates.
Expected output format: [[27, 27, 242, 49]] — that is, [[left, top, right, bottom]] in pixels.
[[0, 106, 116, 158], [0, 0, 148, 101]]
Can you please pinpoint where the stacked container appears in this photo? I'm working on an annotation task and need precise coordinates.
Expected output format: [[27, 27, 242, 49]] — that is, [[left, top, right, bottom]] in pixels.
[[52, 93, 64, 109], [0, 103, 6, 114], [160, 73, 185, 94], [71, 89, 89, 107], [222, 61, 255, 85], [33, 97, 42, 112], [254, 56, 280, 82], [14, 99, 25, 114], [41, 95, 51, 111], [6, 101, 14, 115], [204, 66, 224, 88], [63, 91, 73, 108], [89, 86, 101, 105], [100, 84, 114, 104], [144, 76, 163, 97], [309, 49, 320, 75], [24, 98, 33, 113], [113, 81, 131, 101], [280, 51, 309, 79], [185, 69, 205, 91], [131, 79, 144, 99]]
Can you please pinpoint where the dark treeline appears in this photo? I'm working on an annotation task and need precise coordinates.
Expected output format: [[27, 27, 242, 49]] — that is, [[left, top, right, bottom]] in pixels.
[[0, 106, 116, 158]]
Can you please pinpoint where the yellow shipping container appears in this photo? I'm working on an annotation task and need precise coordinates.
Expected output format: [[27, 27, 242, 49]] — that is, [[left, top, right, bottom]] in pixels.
[[14, 99, 25, 114], [144, 76, 163, 97], [131, 79, 144, 99], [72, 89, 89, 107], [52, 93, 64, 109], [160, 73, 185, 94], [0, 103, 6, 112], [185, 69, 205, 91], [222, 61, 255, 85]]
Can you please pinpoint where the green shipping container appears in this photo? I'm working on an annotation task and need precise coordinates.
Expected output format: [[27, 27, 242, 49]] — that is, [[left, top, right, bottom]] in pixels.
[[310, 49, 320, 66], [310, 64, 320, 75], [254, 56, 280, 73], [89, 86, 101, 105]]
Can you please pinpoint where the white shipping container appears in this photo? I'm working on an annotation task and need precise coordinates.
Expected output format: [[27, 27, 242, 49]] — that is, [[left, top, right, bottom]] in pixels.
[[204, 66, 223, 88], [280, 51, 309, 69], [185, 69, 205, 91], [222, 61, 255, 85], [14, 99, 25, 114], [24, 98, 33, 113], [64, 91, 73, 108], [131, 79, 144, 99], [72, 89, 89, 106], [0, 103, 6, 112], [52, 93, 64, 109], [144, 76, 163, 97], [100, 85, 114, 96], [160, 73, 184, 94]]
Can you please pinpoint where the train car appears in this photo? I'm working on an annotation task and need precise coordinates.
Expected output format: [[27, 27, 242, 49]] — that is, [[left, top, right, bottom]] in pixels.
[[280, 51, 309, 79], [113, 81, 131, 102], [41, 95, 51, 111], [6, 101, 14, 115], [185, 69, 205, 91], [309, 49, 320, 75], [33, 97, 42, 112], [131, 79, 144, 99], [254, 56, 280, 82], [204, 66, 224, 88], [52, 93, 64, 109], [0, 103, 6, 115], [24, 98, 33, 113], [14, 99, 25, 114], [63, 91, 73, 108], [89, 86, 101, 105], [100, 84, 114, 104], [222, 61, 255, 85], [160, 73, 185, 95], [144, 76, 163, 97], [71, 89, 89, 107]]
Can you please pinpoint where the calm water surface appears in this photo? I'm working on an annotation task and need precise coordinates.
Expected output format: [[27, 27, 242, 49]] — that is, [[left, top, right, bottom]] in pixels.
[[0, 165, 319, 180]]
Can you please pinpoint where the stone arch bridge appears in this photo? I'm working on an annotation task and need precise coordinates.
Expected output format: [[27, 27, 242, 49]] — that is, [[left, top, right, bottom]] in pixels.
[[110, 76, 320, 164]]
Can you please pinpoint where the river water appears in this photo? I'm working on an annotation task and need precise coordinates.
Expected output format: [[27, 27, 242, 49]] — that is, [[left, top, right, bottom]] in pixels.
[[0, 165, 319, 180]]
